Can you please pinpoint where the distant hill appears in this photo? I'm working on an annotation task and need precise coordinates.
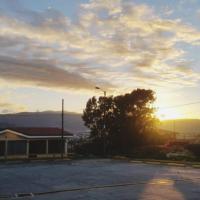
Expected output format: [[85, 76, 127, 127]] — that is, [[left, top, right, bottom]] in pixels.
[[0, 112, 200, 139], [159, 119, 200, 139], [0, 111, 88, 135], [160, 119, 200, 133]]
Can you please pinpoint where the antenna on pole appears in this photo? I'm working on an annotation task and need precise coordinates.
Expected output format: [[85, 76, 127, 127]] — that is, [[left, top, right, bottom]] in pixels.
[[61, 98, 64, 159]]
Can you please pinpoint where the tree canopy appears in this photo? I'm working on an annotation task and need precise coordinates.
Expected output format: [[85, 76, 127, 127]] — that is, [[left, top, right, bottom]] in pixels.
[[82, 89, 158, 154]]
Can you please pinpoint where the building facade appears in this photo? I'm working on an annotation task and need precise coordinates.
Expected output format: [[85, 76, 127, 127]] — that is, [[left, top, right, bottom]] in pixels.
[[0, 127, 73, 160]]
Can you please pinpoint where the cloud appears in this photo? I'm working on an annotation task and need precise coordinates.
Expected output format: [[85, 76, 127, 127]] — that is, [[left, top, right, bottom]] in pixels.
[[0, 55, 97, 90], [197, 9, 200, 17], [0, 0, 200, 93], [0, 98, 26, 113], [162, 7, 174, 16]]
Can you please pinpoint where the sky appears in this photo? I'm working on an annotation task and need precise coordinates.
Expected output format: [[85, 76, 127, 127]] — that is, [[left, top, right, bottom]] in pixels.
[[0, 0, 200, 119]]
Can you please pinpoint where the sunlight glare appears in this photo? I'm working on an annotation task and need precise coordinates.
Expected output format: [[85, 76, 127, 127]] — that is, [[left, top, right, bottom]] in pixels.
[[156, 109, 183, 120]]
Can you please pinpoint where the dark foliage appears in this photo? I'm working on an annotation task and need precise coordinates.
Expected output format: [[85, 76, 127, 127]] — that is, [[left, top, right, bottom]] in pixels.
[[82, 89, 158, 155], [73, 138, 105, 156], [186, 144, 200, 158], [131, 146, 167, 159]]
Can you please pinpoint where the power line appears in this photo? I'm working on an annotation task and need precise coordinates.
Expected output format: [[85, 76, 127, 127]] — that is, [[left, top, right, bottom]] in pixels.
[[158, 100, 200, 110]]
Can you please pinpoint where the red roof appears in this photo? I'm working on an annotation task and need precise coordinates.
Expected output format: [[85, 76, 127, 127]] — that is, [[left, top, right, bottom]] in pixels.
[[5, 127, 73, 137]]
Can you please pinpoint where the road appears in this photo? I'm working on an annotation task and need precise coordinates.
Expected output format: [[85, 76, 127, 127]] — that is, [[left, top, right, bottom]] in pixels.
[[0, 159, 199, 200]]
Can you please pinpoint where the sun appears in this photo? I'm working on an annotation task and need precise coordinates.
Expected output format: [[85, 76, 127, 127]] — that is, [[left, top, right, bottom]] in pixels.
[[156, 108, 182, 120]]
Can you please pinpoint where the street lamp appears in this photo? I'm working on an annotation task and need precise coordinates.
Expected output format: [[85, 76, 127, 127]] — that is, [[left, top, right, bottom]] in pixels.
[[95, 86, 107, 156], [95, 86, 106, 97]]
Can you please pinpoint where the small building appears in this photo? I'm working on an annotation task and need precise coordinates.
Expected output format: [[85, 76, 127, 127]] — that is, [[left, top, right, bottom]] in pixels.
[[0, 127, 73, 160]]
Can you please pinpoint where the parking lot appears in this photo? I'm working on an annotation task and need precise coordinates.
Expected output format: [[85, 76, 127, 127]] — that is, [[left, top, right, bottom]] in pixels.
[[0, 159, 199, 200]]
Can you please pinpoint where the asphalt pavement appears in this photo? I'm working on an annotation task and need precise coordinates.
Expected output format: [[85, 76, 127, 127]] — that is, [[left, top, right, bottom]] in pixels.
[[0, 159, 199, 200]]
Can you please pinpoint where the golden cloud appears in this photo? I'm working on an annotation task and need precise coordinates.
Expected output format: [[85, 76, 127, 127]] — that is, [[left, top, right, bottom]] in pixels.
[[0, 0, 199, 92]]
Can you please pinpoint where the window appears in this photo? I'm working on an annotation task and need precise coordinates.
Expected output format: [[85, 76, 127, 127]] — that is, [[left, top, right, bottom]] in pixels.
[[29, 140, 46, 154], [0, 141, 5, 156], [48, 139, 62, 154], [7, 140, 26, 155]]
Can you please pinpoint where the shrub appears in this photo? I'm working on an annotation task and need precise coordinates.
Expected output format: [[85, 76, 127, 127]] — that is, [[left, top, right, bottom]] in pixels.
[[166, 150, 195, 161], [131, 146, 167, 159], [186, 144, 200, 159], [73, 137, 105, 156]]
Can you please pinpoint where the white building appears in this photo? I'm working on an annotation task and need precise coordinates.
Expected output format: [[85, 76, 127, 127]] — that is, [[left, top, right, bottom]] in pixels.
[[0, 127, 73, 160]]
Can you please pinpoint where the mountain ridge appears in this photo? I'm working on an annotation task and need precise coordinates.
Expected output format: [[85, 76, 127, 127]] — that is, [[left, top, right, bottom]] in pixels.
[[160, 119, 200, 134], [0, 111, 88, 134], [0, 111, 200, 136]]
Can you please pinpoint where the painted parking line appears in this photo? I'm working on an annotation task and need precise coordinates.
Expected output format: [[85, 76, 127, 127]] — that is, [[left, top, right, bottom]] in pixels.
[[15, 193, 34, 198]]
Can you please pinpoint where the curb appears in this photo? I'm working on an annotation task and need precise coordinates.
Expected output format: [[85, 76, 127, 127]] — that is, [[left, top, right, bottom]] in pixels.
[[1, 157, 200, 169], [129, 160, 200, 168], [112, 156, 200, 168], [145, 161, 161, 165], [191, 164, 200, 168], [0, 158, 72, 166], [167, 163, 186, 167], [130, 160, 143, 164]]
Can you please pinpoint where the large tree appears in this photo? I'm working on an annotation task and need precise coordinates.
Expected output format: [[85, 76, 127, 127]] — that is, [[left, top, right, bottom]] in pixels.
[[82, 89, 157, 154]]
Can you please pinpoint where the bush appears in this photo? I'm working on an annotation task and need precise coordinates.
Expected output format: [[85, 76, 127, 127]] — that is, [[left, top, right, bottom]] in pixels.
[[131, 146, 167, 159], [166, 150, 195, 161], [186, 144, 200, 159], [73, 137, 105, 156]]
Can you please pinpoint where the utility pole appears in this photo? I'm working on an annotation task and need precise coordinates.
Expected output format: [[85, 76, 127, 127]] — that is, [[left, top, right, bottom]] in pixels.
[[173, 120, 176, 141], [61, 99, 64, 159]]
